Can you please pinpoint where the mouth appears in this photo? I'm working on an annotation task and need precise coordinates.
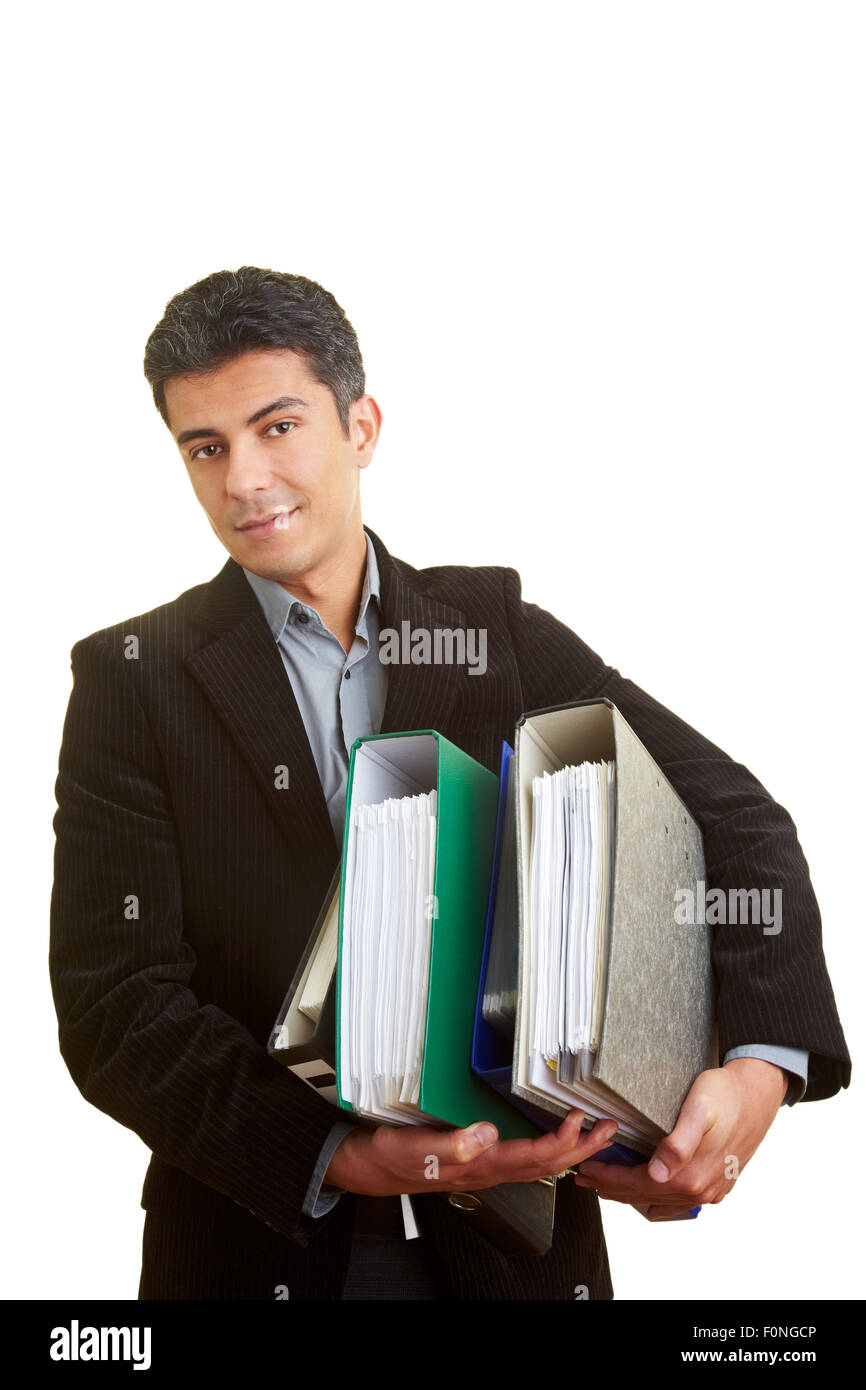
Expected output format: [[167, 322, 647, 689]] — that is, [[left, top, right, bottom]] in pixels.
[[236, 505, 299, 540]]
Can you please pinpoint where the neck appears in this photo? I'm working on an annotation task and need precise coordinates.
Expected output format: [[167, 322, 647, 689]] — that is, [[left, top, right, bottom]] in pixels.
[[278, 525, 369, 654]]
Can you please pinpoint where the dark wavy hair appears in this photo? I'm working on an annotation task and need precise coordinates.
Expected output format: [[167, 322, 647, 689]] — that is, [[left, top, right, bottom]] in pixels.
[[143, 267, 365, 438]]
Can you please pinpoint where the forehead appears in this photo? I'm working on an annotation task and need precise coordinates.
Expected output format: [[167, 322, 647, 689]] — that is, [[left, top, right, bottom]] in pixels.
[[163, 349, 331, 433]]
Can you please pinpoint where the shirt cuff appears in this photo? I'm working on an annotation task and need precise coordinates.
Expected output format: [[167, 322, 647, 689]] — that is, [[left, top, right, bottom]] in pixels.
[[722, 1045, 809, 1106], [301, 1120, 357, 1218]]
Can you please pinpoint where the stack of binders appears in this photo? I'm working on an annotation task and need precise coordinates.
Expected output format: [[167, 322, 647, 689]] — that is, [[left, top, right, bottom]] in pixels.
[[270, 729, 552, 1254], [269, 701, 717, 1251]]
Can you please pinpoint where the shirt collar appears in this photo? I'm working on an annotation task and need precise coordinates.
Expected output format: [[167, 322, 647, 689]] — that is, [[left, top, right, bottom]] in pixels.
[[243, 527, 381, 643]]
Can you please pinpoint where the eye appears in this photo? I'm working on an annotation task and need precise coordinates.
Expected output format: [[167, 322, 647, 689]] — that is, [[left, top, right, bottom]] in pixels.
[[191, 443, 223, 460], [265, 420, 297, 436]]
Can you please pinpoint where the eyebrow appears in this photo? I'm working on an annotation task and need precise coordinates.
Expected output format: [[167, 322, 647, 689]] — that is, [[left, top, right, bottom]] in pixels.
[[175, 396, 310, 446]]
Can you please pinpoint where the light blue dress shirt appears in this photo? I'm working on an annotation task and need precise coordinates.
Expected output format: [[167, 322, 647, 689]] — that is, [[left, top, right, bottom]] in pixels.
[[244, 528, 388, 848], [244, 531, 809, 1220]]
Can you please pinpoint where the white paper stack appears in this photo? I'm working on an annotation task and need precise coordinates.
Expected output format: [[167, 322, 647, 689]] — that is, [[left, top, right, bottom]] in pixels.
[[340, 790, 439, 1125], [524, 755, 653, 1144], [527, 761, 616, 1097]]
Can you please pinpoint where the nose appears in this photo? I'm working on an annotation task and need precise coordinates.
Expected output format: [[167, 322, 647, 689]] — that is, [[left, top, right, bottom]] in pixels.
[[223, 438, 274, 501]]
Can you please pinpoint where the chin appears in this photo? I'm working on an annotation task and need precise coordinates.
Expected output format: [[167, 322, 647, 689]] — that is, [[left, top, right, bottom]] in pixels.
[[240, 536, 310, 580]]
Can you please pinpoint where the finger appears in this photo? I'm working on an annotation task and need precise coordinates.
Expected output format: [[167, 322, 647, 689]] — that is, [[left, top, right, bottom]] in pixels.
[[576, 1175, 698, 1206], [485, 1114, 620, 1184], [628, 1203, 698, 1220], [647, 1078, 717, 1184], [640, 1204, 701, 1222], [445, 1108, 586, 1177], [573, 1159, 699, 1203], [575, 1120, 622, 1160], [514, 1116, 621, 1180], [573, 1159, 647, 1198], [440, 1110, 615, 1185]]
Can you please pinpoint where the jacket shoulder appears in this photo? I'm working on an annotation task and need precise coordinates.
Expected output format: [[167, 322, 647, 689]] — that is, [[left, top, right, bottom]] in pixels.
[[407, 556, 521, 611], [68, 574, 215, 666]]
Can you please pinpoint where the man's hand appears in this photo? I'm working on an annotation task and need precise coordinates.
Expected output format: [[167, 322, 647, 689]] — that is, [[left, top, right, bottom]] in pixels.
[[572, 1058, 789, 1221], [325, 1107, 619, 1196]]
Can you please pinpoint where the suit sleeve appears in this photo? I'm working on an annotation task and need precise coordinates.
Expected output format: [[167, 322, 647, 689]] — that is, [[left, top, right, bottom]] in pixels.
[[49, 633, 346, 1248], [502, 568, 851, 1103]]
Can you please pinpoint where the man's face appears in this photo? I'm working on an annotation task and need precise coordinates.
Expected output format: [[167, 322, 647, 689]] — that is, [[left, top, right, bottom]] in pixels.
[[164, 349, 378, 584]]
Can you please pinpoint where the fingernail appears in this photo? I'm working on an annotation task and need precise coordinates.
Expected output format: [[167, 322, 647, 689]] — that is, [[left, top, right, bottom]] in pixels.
[[473, 1124, 497, 1148], [649, 1159, 669, 1182]]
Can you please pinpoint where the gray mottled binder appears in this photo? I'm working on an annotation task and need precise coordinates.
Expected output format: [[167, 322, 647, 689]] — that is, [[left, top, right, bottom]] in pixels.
[[512, 698, 718, 1146]]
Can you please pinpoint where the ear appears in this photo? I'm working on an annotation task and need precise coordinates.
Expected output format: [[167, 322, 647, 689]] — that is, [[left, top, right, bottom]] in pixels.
[[351, 394, 382, 466]]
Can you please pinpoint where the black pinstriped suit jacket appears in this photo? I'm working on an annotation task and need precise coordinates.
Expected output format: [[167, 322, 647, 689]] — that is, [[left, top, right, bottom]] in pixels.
[[49, 526, 851, 1300]]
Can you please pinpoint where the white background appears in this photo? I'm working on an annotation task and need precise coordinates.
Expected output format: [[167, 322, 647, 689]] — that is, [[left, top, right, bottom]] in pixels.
[[4, 1, 862, 1302]]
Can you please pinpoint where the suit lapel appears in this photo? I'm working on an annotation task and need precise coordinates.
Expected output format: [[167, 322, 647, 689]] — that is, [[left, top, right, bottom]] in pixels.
[[367, 526, 467, 738], [185, 561, 337, 882], [184, 528, 468, 882]]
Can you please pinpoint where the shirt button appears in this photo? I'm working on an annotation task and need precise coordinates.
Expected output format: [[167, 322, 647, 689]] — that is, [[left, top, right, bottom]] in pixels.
[[297, 613, 310, 625], [344, 669, 351, 680]]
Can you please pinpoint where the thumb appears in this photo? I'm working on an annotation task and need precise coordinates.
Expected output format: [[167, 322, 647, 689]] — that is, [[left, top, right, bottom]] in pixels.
[[447, 1121, 499, 1165], [648, 1079, 716, 1183]]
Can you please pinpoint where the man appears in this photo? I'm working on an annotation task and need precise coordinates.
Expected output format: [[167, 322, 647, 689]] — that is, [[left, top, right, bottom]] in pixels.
[[50, 267, 850, 1301]]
